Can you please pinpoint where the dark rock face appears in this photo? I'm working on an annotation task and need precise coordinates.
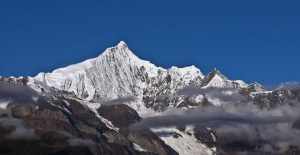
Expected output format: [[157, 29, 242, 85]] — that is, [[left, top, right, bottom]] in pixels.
[[98, 104, 141, 128], [0, 81, 164, 155], [292, 119, 300, 129], [253, 87, 300, 109], [98, 104, 178, 155], [0, 103, 145, 155], [193, 126, 216, 148], [11, 105, 33, 118], [127, 129, 178, 155]]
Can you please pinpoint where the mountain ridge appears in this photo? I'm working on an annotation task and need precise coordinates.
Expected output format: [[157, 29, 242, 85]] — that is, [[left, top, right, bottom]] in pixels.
[[27, 41, 265, 112]]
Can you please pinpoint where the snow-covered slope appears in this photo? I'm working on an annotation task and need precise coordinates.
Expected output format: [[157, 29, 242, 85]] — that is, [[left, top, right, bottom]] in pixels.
[[30, 41, 248, 113], [31, 42, 203, 101], [33, 41, 161, 100], [152, 127, 215, 155], [202, 68, 248, 89]]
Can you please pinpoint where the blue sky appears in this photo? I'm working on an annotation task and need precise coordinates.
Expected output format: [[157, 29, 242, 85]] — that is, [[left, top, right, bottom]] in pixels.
[[0, 0, 300, 86]]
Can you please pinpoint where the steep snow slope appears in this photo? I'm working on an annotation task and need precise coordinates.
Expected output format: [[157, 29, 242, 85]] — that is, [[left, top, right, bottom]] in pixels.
[[33, 41, 161, 100], [152, 127, 215, 155], [31, 41, 205, 104], [30, 41, 250, 113], [202, 68, 248, 89]]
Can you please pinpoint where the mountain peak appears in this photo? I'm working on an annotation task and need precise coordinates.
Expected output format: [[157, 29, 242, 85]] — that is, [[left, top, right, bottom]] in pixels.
[[201, 68, 230, 88], [99, 40, 142, 65], [208, 68, 228, 80], [117, 41, 128, 48], [102, 41, 134, 56]]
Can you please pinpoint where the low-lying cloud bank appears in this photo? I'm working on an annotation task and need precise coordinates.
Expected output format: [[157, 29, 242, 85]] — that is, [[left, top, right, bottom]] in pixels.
[[132, 104, 300, 153], [131, 104, 300, 128], [102, 96, 137, 105], [131, 86, 300, 153], [1, 80, 300, 153], [0, 82, 40, 103]]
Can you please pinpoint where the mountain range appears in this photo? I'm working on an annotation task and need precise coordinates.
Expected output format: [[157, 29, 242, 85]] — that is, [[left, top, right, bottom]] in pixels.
[[29, 41, 264, 113], [0, 41, 299, 155]]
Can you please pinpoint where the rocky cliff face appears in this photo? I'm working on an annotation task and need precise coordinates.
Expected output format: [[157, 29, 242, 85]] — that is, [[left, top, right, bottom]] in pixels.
[[0, 78, 178, 155]]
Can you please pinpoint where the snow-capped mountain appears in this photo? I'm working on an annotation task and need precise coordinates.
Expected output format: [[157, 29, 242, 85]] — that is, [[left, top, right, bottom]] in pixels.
[[26, 41, 267, 155], [201, 68, 248, 89], [30, 41, 249, 113], [2, 41, 300, 155]]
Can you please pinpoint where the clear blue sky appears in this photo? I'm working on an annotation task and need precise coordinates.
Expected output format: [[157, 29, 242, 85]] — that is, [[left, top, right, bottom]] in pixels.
[[1, 0, 300, 86]]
